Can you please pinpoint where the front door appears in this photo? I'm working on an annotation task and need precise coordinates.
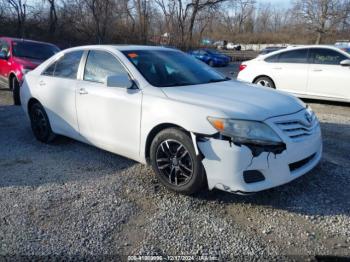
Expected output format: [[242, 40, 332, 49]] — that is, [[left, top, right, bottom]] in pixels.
[[76, 50, 142, 160], [307, 48, 350, 100]]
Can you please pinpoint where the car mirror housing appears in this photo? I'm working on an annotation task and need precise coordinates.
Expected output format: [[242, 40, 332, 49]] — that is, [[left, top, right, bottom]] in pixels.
[[340, 59, 350, 66], [106, 73, 133, 89]]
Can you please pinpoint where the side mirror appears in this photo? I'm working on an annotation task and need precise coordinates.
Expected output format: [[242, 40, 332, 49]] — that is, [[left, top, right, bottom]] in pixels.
[[0, 51, 8, 60], [106, 73, 134, 89], [340, 59, 350, 66]]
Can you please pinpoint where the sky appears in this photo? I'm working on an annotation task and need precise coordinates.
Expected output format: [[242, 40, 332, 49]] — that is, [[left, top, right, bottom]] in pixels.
[[257, 0, 292, 8]]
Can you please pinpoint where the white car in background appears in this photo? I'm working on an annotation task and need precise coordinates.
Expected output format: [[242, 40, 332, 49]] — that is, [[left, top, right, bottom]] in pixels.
[[226, 42, 240, 50], [237, 45, 350, 103], [21, 45, 322, 195]]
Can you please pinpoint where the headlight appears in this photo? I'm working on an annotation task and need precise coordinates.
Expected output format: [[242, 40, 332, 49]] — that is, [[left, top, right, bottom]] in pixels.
[[306, 105, 316, 122], [207, 117, 282, 146]]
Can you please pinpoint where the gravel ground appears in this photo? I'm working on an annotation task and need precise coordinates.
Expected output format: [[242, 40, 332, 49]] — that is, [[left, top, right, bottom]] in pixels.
[[0, 86, 349, 261]]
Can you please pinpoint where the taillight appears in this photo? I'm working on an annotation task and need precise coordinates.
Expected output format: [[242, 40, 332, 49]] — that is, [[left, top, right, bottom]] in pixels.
[[239, 64, 247, 72]]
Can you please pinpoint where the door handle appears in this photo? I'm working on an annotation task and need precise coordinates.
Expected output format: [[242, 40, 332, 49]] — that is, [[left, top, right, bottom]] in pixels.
[[272, 67, 282, 70], [79, 88, 88, 95], [39, 80, 46, 86], [312, 69, 323, 72]]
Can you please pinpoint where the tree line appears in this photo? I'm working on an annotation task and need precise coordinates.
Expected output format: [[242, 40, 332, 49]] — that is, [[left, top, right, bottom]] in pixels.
[[0, 0, 350, 49]]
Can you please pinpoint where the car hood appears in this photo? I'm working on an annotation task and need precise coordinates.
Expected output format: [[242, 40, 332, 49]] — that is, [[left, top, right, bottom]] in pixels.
[[13, 57, 43, 70], [161, 80, 305, 121]]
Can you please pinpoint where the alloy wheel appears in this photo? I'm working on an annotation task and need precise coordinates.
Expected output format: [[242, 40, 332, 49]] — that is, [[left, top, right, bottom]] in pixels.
[[155, 139, 194, 186], [256, 79, 272, 87], [31, 107, 48, 139]]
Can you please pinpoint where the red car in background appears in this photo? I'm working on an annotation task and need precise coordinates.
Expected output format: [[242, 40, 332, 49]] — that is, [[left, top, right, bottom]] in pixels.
[[0, 37, 59, 105]]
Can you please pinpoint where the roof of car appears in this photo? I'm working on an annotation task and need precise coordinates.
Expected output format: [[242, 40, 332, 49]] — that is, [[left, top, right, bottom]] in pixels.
[[60, 45, 180, 53], [0, 36, 57, 46], [260, 44, 350, 58]]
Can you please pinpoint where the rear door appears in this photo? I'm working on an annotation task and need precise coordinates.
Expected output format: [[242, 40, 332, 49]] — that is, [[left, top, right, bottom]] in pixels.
[[37, 50, 83, 138], [307, 48, 350, 100], [267, 48, 310, 95]]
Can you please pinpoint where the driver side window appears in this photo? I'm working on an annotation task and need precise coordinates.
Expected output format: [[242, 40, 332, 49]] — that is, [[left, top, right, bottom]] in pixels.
[[83, 50, 127, 84], [310, 48, 347, 65]]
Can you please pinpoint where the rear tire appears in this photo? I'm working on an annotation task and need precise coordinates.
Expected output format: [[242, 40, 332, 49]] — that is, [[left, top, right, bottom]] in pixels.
[[12, 77, 21, 105], [29, 103, 56, 143], [150, 128, 206, 195], [254, 76, 275, 89]]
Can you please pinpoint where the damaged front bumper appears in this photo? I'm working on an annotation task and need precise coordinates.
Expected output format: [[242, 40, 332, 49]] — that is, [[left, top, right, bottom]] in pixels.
[[197, 113, 322, 194]]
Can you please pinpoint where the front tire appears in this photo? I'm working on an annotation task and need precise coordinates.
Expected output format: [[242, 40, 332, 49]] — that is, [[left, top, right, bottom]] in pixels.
[[150, 128, 206, 195], [12, 77, 21, 105], [208, 60, 214, 67], [254, 76, 275, 89], [29, 103, 56, 143]]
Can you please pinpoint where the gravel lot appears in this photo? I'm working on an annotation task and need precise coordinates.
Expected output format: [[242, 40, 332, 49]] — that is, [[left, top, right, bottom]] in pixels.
[[0, 80, 349, 260]]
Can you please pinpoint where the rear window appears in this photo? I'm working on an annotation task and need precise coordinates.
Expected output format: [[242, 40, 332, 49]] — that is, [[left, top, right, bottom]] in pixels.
[[42, 50, 83, 79], [265, 54, 279, 63], [278, 49, 309, 63], [265, 49, 309, 63]]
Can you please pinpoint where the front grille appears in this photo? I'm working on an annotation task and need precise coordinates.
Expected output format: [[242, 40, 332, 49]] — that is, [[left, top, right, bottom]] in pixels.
[[289, 153, 316, 172], [275, 119, 318, 140]]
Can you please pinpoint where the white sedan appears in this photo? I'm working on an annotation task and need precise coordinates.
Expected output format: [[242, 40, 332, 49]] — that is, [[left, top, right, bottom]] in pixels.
[[237, 45, 350, 103], [20, 45, 322, 195]]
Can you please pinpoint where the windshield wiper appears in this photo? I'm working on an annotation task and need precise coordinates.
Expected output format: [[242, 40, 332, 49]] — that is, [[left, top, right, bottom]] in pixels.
[[165, 82, 193, 87]]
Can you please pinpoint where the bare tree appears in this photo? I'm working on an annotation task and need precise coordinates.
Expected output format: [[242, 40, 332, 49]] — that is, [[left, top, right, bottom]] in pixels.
[[0, 2, 4, 19], [156, 0, 227, 48], [155, 0, 178, 44], [1, 0, 350, 48], [122, 0, 136, 38], [134, 0, 151, 44], [233, 0, 255, 33], [196, 6, 218, 44], [271, 7, 285, 33], [47, 0, 58, 36], [187, 0, 227, 47], [294, 0, 350, 44], [6, 0, 27, 37], [83, 0, 114, 43], [255, 3, 271, 33]]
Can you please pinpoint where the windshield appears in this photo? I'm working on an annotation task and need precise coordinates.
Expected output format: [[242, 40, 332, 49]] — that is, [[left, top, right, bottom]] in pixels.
[[122, 50, 228, 87], [12, 41, 59, 60]]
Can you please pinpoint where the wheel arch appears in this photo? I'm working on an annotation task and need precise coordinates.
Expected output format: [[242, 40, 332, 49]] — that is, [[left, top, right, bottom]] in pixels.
[[8, 73, 18, 89], [144, 123, 190, 163], [252, 75, 276, 88], [27, 97, 41, 113]]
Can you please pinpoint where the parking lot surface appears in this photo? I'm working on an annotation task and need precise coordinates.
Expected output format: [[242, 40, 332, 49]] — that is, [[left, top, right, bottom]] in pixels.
[[0, 77, 349, 259]]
